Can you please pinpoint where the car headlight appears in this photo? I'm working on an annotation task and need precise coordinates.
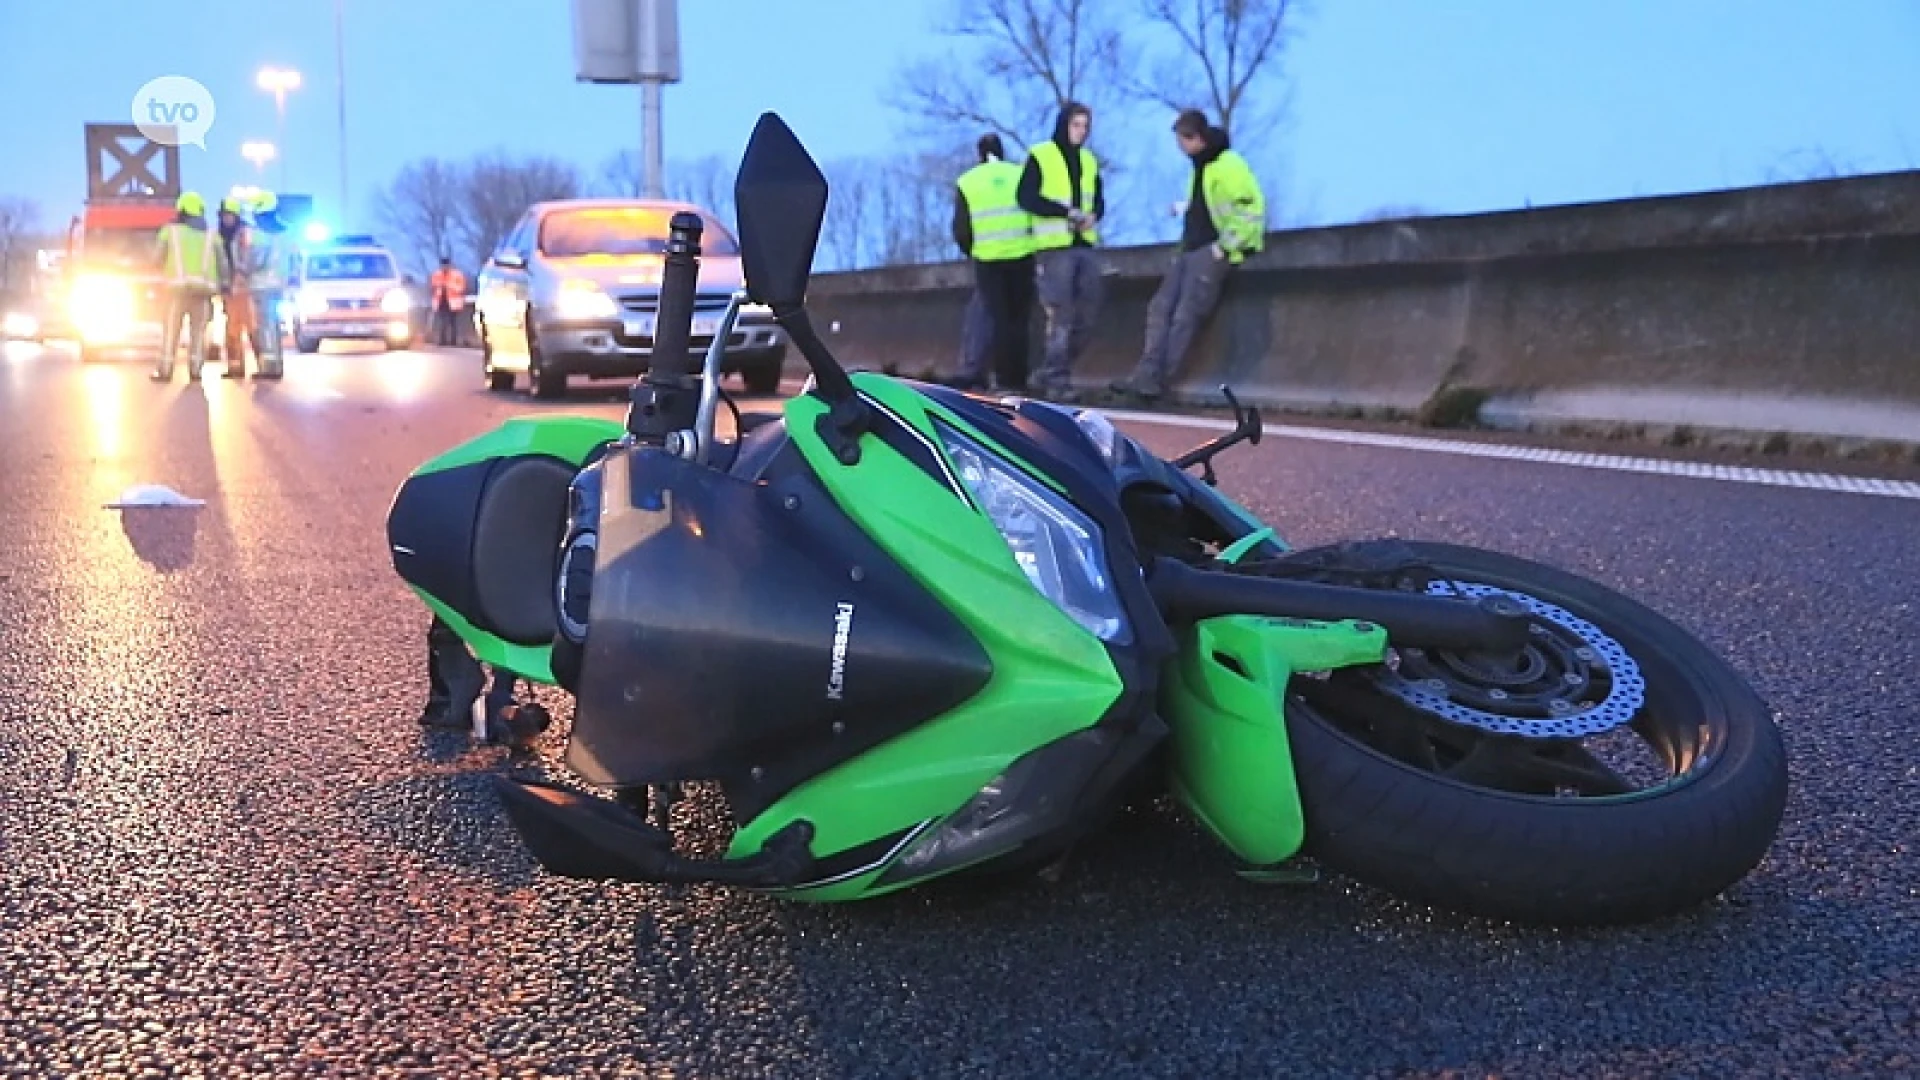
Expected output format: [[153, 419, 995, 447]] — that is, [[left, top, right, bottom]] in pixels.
[[553, 279, 617, 320], [934, 420, 1130, 644], [2, 311, 37, 339], [297, 291, 329, 318], [68, 275, 136, 340], [381, 288, 411, 314]]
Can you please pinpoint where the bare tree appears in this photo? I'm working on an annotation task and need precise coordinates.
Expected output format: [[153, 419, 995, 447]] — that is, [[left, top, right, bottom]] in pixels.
[[891, 0, 1131, 152], [455, 151, 582, 268], [875, 149, 977, 266], [597, 151, 646, 198], [375, 158, 463, 277], [0, 196, 41, 296], [820, 158, 881, 271], [1128, 0, 1305, 148], [1763, 147, 1859, 184], [666, 154, 738, 229]]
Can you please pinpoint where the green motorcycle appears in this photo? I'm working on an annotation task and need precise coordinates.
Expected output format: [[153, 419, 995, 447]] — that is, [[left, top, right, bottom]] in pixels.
[[385, 113, 1787, 926]]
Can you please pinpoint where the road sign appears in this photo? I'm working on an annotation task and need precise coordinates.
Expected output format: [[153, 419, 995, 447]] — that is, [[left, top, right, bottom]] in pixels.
[[85, 123, 182, 202], [572, 0, 680, 84]]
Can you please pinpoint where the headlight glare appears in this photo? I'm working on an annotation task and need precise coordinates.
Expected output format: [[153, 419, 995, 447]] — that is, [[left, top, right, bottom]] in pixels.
[[553, 280, 618, 320], [381, 288, 411, 314]]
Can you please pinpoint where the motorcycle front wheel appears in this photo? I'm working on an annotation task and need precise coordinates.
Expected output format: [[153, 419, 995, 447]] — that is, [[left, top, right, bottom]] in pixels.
[[1274, 540, 1789, 927]]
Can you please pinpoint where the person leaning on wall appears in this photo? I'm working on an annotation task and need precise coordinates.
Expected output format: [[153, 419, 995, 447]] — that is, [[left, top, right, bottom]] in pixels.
[[1110, 108, 1267, 403]]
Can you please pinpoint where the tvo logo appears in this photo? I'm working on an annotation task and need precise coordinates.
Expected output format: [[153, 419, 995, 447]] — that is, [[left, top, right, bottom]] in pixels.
[[132, 76, 217, 149]]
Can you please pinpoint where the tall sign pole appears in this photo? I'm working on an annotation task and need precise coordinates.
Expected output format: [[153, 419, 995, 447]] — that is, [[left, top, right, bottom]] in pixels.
[[572, 0, 681, 198], [335, 0, 350, 229]]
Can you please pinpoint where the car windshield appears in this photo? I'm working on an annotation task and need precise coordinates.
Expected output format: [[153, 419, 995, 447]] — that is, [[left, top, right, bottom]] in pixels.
[[537, 207, 739, 258], [304, 252, 396, 280]]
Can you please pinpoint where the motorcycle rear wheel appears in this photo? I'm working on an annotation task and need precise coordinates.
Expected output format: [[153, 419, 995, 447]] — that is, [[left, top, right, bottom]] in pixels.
[[1277, 540, 1788, 926]]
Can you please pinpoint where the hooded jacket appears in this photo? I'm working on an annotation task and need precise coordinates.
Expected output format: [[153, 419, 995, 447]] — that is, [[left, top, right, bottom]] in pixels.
[[1182, 126, 1231, 251], [1017, 105, 1105, 248]]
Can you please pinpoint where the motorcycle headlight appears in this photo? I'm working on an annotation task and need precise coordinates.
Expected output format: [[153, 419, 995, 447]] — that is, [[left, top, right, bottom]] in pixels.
[[878, 727, 1121, 885], [934, 420, 1130, 644], [553, 279, 618, 320], [380, 288, 411, 314]]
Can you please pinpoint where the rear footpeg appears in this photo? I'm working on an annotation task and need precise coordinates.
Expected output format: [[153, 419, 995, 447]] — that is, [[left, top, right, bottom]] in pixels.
[[491, 777, 816, 887]]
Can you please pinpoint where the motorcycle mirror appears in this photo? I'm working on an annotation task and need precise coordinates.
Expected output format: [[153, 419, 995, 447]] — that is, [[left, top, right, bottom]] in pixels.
[[733, 112, 827, 310]]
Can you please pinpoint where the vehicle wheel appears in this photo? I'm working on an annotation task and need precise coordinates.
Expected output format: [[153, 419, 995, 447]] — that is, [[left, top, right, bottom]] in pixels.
[[1270, 540, 1788, 927], [740, 349, 786, 395], [481, 328, 513, 392], [525, 322, 564, 400], [296, 334, 320, 353]]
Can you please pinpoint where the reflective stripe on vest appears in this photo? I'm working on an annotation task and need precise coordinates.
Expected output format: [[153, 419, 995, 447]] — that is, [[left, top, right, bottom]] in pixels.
[[166, 224, 218, 287], [956, 160, 1033, 261], [1028, 140, 1100, 249]]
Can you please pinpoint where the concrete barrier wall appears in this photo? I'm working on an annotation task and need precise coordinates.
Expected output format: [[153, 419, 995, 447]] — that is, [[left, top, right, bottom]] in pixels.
[[803, 170, 1920, 449]]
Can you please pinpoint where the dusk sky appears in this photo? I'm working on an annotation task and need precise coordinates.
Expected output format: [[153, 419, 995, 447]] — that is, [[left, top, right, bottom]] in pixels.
[[2, 0, 1914, 245]]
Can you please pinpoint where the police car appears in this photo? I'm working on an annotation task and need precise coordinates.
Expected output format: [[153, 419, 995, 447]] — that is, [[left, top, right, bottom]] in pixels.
[[285, 235, 414, 353]]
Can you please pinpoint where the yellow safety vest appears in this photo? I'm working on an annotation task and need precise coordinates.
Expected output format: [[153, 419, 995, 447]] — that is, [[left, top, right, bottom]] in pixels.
[[1199, 150, 1268, 265], [956, 160, 1034, 262], [159, 223, 220, 288], [1027, 141, 1100, 250]]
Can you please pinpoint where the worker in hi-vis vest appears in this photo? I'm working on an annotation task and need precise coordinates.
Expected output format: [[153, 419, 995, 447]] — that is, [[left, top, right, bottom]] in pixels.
[[948, 133, 1037, 392], [241, 191, 290, 379], [1111, 108, 1268, 401], [430, 257, 468, 347], [1015, 100, 1103, 403], [151, 191, 229, 382]]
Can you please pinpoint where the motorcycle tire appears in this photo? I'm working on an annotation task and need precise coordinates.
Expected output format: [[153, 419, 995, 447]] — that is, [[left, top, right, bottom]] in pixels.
[[1278, 540, 1788, 927]]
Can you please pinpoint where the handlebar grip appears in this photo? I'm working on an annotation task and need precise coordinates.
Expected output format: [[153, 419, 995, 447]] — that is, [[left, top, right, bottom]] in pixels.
[[652, 212, 704, 381]]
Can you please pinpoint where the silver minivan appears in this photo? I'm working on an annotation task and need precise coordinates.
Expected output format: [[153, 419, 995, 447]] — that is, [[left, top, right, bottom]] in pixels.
[[473, 198, 789, 399]]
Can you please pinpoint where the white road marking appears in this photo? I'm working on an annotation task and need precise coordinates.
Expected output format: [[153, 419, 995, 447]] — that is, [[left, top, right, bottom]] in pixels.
[[1096, 407, 1920, 502]]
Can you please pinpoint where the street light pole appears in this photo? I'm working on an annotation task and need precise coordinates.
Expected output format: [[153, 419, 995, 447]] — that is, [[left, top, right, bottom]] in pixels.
[[255, 67, 302, 193], [335, 0, 350, 230]]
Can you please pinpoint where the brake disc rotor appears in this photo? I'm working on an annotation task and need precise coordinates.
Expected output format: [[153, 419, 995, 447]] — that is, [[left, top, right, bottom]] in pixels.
[[1364, 580, 1647, 739]]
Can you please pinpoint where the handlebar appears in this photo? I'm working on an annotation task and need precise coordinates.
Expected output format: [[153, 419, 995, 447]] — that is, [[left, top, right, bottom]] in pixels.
[[623, 213, 707, 449], [652, 213, 703, 381]]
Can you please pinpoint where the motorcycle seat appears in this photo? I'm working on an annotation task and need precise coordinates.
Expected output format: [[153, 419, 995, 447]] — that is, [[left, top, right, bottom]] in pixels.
[[388, 454, 576, 648]]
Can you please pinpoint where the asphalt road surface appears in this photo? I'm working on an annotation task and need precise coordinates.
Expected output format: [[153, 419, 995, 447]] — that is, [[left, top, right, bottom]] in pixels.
[[1, 340, 1915, 1079]]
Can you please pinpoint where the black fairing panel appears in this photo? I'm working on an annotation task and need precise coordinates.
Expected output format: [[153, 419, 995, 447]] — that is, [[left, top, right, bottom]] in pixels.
[[387, 455, 575, 647], [566, 443, 994, 793], [388, 460, 487, 622]]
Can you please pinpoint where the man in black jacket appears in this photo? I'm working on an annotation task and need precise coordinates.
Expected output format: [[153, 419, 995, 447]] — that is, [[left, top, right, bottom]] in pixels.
[[947, 133, 1036, 391], [1111, 109, 1267, 401], [1017, 102, 1104, 402]]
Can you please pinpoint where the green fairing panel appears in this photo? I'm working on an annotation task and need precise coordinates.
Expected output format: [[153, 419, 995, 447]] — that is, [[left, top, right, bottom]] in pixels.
[[410, 588, 562, 686], [730, 376, 1125, 901], [406, 414, 626, 684], [1162, 615, 1387, 866], [412, 415, 627, 476]]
